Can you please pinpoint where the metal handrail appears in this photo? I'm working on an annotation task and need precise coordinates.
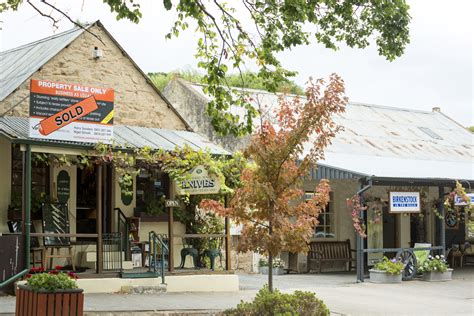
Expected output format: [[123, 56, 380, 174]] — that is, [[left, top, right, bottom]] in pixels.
[[114, 208, 130, 261], [148, 231, 168, 284]]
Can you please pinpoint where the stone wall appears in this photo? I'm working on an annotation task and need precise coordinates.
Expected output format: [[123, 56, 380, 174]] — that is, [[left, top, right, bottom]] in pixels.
[[163, 79, 248, 152], [0, 23, 187, 130]]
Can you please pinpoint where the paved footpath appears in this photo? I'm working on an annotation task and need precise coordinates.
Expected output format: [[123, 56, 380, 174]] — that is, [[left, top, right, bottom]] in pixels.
[[1, 268, 473, 315]]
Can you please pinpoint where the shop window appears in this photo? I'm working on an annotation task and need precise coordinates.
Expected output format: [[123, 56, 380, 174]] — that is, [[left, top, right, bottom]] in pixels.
[[305, 191, 335, 238], [136, 170, 169, 215], [11, 145, 50, 212]]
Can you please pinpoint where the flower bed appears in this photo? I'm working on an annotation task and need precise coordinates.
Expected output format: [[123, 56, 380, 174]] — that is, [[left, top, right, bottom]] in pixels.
[[369, 257, 404, 284], [16, 266, 83, 316], [419, 255, 452, 282], [259, 257, 285, 275]]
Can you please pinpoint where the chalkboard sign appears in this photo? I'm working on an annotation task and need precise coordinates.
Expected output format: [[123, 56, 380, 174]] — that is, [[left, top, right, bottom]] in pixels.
[[57, 170, 70, 204], [42, 203, 70, 246]]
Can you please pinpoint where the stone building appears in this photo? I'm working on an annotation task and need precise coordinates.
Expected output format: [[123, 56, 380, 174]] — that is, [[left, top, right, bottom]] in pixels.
[[164, 79, 474, 277], [0, 21, 238, 293]]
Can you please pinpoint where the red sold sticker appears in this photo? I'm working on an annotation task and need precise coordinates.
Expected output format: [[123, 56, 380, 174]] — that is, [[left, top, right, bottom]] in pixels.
[[39, 96, 98, 136]]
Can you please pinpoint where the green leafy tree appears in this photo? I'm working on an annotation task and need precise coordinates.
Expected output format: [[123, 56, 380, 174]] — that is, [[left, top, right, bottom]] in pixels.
[[200, 74, 347, 291], [3, 0, 410, 136]]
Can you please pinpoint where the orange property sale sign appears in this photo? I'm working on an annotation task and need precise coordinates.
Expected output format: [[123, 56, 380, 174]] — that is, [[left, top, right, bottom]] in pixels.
[[29, 79, 114, 143], [39, 96, 98, 136]]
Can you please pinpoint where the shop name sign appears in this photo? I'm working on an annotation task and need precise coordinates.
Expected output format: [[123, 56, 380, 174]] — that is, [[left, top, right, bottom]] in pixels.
[[29, 79, 114, 143], [176, 166, 220, 195], [454, 193, 474, 206], [389, 192, 420, 213]]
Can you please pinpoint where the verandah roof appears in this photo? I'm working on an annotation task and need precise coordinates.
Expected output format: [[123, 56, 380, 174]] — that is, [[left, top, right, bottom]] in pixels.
[[0, 116, 230, 155]]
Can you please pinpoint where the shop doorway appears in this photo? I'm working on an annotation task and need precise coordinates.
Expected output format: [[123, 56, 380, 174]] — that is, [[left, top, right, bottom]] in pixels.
[[383, 206, 396, 249], [76, 164, 113, 241]]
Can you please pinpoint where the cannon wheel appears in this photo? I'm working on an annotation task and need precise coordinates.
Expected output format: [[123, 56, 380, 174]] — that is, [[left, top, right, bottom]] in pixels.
[[396, 249, 417, 280]]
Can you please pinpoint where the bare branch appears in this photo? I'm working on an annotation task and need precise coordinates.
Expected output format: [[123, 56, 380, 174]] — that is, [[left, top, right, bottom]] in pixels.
[[40, 0, 105, 45]]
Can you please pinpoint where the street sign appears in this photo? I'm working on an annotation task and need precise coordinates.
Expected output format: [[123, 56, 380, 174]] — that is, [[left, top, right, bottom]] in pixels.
[[165, 199, 180, 208]]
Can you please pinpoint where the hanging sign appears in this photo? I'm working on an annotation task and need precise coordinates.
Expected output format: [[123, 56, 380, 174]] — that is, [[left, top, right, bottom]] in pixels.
[[56, 170, 70, 204], [454, 193, 474, 206], [165, 199, 180, 208], [389, 192, 420, 213], [29, 79, 114, 143], [176, 165, 221, 195]]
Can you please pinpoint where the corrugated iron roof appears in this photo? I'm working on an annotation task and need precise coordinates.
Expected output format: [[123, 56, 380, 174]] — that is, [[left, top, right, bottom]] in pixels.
[[0, 25, 88, 101], [186, 82, 474, 180], [0, 117, 229, 155]]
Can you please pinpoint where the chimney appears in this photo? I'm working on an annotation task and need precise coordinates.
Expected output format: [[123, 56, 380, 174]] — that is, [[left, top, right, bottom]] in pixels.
[[432, 107, 441, 112]]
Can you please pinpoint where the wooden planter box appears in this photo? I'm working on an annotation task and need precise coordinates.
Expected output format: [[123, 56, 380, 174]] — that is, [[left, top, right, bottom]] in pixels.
[[16, 285, 84, 316], [369, 269, 402, 284], [422, 269, 453, 282]]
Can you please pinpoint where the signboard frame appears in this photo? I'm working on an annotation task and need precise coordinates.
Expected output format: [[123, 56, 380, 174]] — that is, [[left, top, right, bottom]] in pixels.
[[29, 79, 114, 144], [389, 191, 421, 213], [176, 165, 221, 196]]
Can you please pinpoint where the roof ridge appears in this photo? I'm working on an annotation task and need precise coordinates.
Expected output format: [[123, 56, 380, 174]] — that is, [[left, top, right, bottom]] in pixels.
[[186, 80, 437, 115], [0, 22, 93, 55]]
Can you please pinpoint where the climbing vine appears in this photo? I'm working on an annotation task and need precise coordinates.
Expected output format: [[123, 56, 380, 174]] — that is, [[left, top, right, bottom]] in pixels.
[[442, 181, 473, 224], [32, 143, 247, 200], [347, 194, 367, 238]]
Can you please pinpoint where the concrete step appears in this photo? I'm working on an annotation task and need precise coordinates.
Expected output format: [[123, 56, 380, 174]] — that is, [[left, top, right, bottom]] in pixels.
[[120, 284, 167, 294], [84, 311, 221, 316]]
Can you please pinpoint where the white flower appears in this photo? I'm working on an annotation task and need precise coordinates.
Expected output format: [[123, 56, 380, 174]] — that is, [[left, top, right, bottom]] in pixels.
[[434, 267, 437, 271], [441, 255, 445, 258], [435, 255, 440, 260]]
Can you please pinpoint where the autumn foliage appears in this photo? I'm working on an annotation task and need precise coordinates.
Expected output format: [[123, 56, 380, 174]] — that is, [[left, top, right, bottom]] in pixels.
[[201, 74, 346, 285]]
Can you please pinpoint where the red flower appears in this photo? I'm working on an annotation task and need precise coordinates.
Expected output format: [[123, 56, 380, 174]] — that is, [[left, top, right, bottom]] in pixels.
[[55, 265, 63, 270], [25, 274, 32, 278], [49, 270, 58, 275]]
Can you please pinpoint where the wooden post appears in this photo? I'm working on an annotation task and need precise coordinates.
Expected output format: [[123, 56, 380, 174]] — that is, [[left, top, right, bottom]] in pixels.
[[96, 165, 103, 274], [224, 195, 231, 270], [168, 180, 175, 272], [168, 207, 174, 272], [225, 217, 231, 270]]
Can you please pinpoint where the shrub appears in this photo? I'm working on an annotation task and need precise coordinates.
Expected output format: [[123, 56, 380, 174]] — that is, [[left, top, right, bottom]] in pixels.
[[418, 255, 449, 273], [25, 266, 78, 291], [373, 257, 404, 275], [224, 286, 329, 316]]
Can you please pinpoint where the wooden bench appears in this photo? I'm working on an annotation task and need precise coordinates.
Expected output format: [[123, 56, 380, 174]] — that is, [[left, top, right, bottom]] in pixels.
[[307, 239, 356, 273]]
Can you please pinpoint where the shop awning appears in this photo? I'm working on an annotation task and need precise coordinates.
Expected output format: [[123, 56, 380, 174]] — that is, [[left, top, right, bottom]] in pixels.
[[0, 116, 230, 155]]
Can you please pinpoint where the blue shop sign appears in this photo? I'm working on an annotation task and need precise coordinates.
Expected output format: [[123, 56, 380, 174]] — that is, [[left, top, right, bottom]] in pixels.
[[389, 192, 420, 213], [454, 193, 474, 206]]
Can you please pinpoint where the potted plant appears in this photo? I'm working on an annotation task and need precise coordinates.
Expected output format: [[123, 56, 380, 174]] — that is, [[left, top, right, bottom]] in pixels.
[[419, 255, 452, 281], [259, 257, 285, 275], [369, 256, 404, 283], [16, 266, 83, 315]]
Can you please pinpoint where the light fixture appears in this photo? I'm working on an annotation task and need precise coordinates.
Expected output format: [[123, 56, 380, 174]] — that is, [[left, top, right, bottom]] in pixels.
[[92, 46, 103, 59]]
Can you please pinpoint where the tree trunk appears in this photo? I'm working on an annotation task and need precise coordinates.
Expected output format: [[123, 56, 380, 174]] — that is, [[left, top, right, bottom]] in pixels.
[[268, 252, 273, 292], [268, 222, 273, 292]]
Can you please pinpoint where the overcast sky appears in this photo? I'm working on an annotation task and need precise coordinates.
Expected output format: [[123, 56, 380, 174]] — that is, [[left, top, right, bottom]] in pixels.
[[1, 0, 472, 126]]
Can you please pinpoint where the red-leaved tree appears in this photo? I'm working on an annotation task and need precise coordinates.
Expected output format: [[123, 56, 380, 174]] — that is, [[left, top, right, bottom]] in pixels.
[[201, 74, 347, 291]]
